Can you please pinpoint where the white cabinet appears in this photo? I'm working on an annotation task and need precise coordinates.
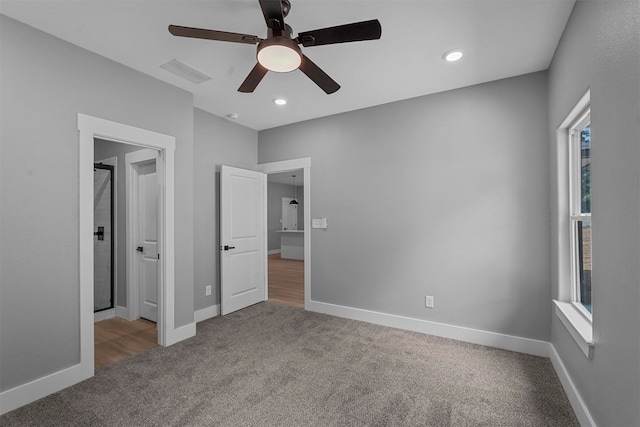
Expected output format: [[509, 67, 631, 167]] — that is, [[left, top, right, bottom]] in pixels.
[[277, 230, 304, 260]]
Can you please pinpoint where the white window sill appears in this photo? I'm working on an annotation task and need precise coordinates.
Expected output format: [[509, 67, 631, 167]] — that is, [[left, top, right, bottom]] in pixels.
[[554, 300, 594, 359]]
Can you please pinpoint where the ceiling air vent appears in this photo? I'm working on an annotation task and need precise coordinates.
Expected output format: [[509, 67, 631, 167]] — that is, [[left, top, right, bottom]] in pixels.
[[160, 59, 212, 84]]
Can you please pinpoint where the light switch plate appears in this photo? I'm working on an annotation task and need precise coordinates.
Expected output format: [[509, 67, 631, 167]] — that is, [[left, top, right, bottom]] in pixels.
[[312, 218, 327, 229]]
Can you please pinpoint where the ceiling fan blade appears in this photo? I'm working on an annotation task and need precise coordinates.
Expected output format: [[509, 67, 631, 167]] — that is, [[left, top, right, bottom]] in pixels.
[[298, 55, 340, 94], [259, 0, 285, 32], [297, 19, 382, 47], [238, 63, 269, 93], [168, 25, 260, 44]]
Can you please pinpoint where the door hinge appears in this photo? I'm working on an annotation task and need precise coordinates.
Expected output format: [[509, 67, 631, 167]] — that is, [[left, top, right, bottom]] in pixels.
[[157, 253, 160, 260]]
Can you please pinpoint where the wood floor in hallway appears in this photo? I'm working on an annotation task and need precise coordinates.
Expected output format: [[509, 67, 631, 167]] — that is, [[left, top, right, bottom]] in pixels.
[[268, 253, 304, 309], [94, 253, 302, 368], [94, 317, 157, 369]]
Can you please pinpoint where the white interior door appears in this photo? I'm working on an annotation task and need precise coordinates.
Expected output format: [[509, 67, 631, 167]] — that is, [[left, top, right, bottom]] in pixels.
[[137, 161, 158, 322], [221, 165, 265, 315]]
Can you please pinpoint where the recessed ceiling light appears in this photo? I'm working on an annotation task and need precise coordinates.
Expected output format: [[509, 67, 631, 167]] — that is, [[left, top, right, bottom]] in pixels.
[[273, 98, 287, 106], [443, 50, 464, 62]]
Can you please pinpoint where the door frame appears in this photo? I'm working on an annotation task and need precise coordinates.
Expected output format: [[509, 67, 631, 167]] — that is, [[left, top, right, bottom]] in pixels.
[[78, 113, 176, 377], [259, 158, 311, 309], [125, 149, 158, 322]]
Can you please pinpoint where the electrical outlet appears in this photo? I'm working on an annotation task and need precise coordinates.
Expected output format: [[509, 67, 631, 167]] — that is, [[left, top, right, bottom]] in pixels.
[[425, 295, 434, 308], [205, 285, 212, 296]]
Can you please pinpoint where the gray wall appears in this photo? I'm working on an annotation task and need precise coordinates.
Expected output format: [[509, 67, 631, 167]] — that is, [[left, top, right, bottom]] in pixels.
[[259, 71, 551, 341], [94, 139, 146, 308], [548, 1, 640, 425], [193, 108, 258, 311], [0, 16, 195, 391]]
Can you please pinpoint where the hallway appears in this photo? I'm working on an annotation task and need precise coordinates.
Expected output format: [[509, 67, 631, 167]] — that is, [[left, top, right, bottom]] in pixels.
[[94, 317, 157, 369], [268, 253, 304, 309]]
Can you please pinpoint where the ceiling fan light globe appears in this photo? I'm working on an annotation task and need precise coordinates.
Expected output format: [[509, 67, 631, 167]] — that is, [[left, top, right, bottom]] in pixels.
[[257, 38, 302, 72]]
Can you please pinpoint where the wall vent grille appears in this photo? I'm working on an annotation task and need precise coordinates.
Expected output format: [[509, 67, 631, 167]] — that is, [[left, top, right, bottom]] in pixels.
[[160, 59, 212, 84]]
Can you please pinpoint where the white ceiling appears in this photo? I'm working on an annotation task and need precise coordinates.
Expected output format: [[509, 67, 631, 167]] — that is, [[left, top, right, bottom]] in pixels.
[[0, 0, 575, 131]]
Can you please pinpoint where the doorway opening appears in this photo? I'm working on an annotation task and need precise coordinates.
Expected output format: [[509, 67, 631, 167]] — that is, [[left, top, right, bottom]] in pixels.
[[259, 158, 311, 310], [93, 141, 159, 368], [267, 170, 305, 308], [79, 113, 178, 379]]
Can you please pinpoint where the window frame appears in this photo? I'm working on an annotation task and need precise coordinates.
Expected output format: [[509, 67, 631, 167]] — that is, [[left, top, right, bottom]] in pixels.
[[554, 90, 594, 359], [568, 110, 592, 323]]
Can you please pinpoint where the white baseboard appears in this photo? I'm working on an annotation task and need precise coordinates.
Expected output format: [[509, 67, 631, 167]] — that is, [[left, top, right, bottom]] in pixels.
[[2, 300, 590, 423], [195, 305, 220, 323], [0, 363, 91, 415], [307, 300, 550, 357], [115, 305, 129, 320], [165, 322, 196, 346], [549, 344, 596, 427], [268, 249, 281, 255], [93, 308, 115, 322], [308, 301, 594, 425]]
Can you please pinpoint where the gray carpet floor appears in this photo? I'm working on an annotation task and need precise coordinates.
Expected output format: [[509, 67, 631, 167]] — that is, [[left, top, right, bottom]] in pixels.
[[1, 302, 579, 426]]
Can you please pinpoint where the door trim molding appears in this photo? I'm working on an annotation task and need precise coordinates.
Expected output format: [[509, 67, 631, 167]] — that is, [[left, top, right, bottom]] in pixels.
[[259, 158, 311, 309], [79, 114, 178, 354]]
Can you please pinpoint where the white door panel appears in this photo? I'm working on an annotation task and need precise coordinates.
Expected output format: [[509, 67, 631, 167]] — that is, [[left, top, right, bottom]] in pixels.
[[138, 161, 158, 322], [230, 250, 259, 295], [221, 165, 265, 315]]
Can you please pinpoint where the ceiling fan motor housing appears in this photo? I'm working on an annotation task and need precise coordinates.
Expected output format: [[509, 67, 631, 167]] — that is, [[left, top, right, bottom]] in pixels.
[[257, 26, 302, 72]]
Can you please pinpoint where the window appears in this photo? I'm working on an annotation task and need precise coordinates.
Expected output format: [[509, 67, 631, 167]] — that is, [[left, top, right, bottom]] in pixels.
[[554, 92, 593, 359], [569, 110, 592, 317]]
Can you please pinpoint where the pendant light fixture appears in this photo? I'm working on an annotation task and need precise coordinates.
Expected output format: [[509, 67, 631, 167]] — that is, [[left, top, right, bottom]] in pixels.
[[290, 175, 299, 205]]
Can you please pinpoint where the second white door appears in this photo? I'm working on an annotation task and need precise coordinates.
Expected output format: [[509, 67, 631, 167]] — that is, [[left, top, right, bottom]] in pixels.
[[136, 161, 158, 322]]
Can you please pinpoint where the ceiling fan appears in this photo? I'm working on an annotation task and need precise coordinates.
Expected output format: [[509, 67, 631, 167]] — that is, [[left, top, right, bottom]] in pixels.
[[168, 0, 382, 94]]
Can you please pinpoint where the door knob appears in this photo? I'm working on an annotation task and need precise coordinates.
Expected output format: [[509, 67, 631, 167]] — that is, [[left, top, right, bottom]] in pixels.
[[223, 245, 236, 251], [136, 246, 144, 252]]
